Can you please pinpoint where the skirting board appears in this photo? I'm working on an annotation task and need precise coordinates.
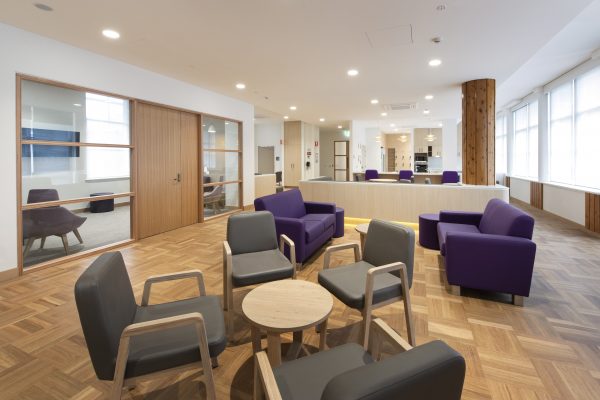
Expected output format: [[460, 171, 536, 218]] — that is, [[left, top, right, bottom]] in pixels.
[[0, 267, 19, 282]]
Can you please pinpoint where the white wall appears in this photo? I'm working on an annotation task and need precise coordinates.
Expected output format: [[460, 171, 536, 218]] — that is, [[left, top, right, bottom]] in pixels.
[[509, 177, 531, 203], [442, 119, 459, 171], [365, 128, 382, 170], [0, 23, 254, 272], [543, 184, 585, 225], [254, 121, 283, 173], [301, 122, 320, 179]]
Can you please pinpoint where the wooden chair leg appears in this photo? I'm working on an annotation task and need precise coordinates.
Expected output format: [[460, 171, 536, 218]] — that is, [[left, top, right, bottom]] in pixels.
[[211, 357, 219, 368], [227, 288, 234, 339], [253, 356, 265, 400], [23, 238, 35, 257], [512, 295, 524, 306], [73, 228, 83, 244], [60, 234, 69, 255], [40, 236, 46, 249], [450, 285, 461, 296]]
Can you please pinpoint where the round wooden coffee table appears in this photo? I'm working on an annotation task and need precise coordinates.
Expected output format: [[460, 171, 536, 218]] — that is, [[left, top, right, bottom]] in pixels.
[[355, 223, 369, 252], [242, 280, 333, 367]]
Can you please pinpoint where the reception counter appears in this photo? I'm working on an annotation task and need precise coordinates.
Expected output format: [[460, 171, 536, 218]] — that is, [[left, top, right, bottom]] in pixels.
[[298, 180, 508, 222], [353, 171, 448, 184], [254, 174, 276, 199]]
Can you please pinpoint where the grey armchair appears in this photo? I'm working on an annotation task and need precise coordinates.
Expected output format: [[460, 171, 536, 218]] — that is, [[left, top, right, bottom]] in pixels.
[[23, 188, 86, 256], [223, 211, 296, 337], [254, 318, 465, 400], [318, 219, 416, 347], [74, 251, 226, 399]]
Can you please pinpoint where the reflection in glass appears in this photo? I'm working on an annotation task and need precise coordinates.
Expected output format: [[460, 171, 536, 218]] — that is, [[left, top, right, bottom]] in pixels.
[[22, 198, 131, 268], [203, 151, 239, 183], [203, 183, 240, 218], [202, 116, 239, 150]]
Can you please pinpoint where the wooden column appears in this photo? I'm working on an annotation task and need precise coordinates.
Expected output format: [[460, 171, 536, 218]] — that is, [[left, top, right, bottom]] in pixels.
[[462, 79, 496, 185]]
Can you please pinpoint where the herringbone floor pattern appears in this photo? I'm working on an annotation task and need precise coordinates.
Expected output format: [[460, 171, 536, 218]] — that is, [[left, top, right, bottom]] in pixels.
[[1, 201, 599, 399]]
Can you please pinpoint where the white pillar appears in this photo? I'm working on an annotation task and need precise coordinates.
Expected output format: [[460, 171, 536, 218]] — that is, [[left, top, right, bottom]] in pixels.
[[442, 118, 458, 171]]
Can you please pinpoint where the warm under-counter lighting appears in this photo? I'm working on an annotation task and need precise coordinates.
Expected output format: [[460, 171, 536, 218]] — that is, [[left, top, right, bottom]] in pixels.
[[347, 69, 359, 76], [425, 94, 434, 100], [235, 83, 246, 90], [370, 99, 379, 104], [102, 29, 120, 39], [428, 59, 442, 67]]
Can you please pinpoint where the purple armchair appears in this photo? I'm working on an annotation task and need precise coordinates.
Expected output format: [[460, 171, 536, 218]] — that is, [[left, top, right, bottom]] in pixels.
[[254, 189, 336, 264], [441, 171, 460, 184], [365, 169, 379, 181], [399, 170, 413, 182], [437, 199, 536, 306]]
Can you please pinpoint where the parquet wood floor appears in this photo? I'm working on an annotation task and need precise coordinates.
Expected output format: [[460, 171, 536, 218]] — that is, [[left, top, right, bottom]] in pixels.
[[1, 201, 600, 399]]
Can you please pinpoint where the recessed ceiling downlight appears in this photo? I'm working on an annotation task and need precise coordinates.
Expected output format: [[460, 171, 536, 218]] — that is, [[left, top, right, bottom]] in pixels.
[[338, 125, 343, 129], [423, 109, 431, 115], [34, 3, 53, 11], [102, 29, 120, 39], [370, 99, 379, 104], [235, 83, 246, 90], [428, 59, 442, 67], [319, 118, 325, 122], [347, 69, 359, 77], [425, 95, 434, 100], [289, 106, 297, 110]]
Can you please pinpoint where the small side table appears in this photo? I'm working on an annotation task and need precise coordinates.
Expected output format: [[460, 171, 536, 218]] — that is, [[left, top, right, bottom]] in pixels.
[[355, 223, 369, 252], [419, 213, 440, 250], [334, 207, 345, 238], [242, 280, 333, 367], [90, 192, 114, 213]]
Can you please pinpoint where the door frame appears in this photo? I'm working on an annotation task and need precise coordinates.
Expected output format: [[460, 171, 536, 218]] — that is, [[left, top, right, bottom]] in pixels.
[[333, 140, 350, 181]]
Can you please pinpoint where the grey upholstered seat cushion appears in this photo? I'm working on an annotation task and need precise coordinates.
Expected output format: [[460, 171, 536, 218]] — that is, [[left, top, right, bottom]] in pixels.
[[321, 341, 466, 400], [232, 249, 294, 287], [126, 296, 227, 378], [227, 211, 278, 255], [318, 261, 403, 310], [273, 343, 374, 400]]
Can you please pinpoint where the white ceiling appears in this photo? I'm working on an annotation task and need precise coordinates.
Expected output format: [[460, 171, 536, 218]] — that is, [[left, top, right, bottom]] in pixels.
[[1, 0, 598, 129]]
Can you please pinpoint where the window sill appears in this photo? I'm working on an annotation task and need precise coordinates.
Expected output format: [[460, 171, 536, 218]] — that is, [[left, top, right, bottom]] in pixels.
[[85, 176, 130, 183], [509, 176, 600, 195]]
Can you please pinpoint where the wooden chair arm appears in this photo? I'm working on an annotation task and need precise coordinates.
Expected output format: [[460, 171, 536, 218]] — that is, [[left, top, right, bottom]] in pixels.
[[323, 243, 361, 269], [254, 351, 283, 400], [142, 270, 206, 306], [368, 318, 413, 359], [279, 234, 297, 278]]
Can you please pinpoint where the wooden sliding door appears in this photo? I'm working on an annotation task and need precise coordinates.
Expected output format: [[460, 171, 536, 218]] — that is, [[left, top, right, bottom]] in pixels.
[[136, 102, 198, 238]]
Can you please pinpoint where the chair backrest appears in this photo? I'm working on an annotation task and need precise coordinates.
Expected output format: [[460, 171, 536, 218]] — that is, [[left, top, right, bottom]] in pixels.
[[365, 170, 379, 180], [254, 189, 307, 219], [227, 211, 278, 255], [441, 171, 460, 184], [398, 170, 413, 180], [275, 171, 282, 184], [363, 220, 415, 286], [74, 252, 138, 381], [478, 198, 535, 239], [27, 188, 59, 203], [321, 341, 465, 400]]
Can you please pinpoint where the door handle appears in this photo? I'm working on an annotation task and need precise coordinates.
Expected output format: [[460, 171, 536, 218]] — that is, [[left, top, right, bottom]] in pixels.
[[173, 173, 181, 182]]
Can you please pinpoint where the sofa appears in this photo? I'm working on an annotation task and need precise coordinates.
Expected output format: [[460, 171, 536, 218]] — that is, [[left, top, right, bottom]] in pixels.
[[437, 198, 536, 305], [254, 189, 336, 264]]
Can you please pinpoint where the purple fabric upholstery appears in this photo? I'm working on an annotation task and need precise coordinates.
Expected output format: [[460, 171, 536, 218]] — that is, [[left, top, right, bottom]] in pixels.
[[399, 170, 413, 180], [365, 170, 379, 181], [441, 171, 460, 184], [254, 189, 336, 263], [438, 199, 536, 298], [334, 207, 345, 238], [418, 213, 440, 250], [437, 222, 480, 256], [478, 199, 534, 239]]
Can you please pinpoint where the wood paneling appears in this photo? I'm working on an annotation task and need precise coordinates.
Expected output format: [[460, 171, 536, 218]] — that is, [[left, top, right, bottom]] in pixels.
[[585, 192, 600, 233], [530, 182, 543, 209], [283, 121, 302, 187], [180, 112, 199, 227], [462, 79, 496, 186], [1, 202, 600, 399]]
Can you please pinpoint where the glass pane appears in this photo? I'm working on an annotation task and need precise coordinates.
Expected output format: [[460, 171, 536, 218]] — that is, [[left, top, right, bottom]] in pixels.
[[550, 83, 572, 121], [203, 151, 239, 183], [202, 116, 239, 150], [549, 119, 573, 183], [21, 80, 130, 145], [528, 101, 539, 126], [514, 107, 528, 130], [575, 111, 600, 189], [22, 198, 131, 268], [335, 156, 347, 169], [528, 126, 538, 178], [576, 67, 600, 113], [334, 170, 348, 181], [334, 141, 347, 155], [21, 145, 131, 205], [203, 183, 240, 218]]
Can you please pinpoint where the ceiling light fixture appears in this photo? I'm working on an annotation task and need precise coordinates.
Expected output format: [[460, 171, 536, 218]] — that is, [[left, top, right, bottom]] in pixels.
[[73, 103, 82, 107], [319, 118, 325, 122], [428, 59, 442, 67], [425, 94, 434, 100], [102, 29, 120, 39], [347, 69, 359, 77], [438, 123, 443, 127], [390, 123, 396, 127], [207, 125, 216, 133], [284, 116, 289, 119], [381, 112, 387, 117], [423, 109, 431, 115], [370, 99, 379, 104], [34, 3, 53, 11], [338, 125, 343, 129], [235, 83, 246, 89], [289, 106, 297, 110]]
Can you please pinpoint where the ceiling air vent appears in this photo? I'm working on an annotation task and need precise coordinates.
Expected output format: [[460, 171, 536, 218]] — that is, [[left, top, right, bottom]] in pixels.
[[382, 103, 417, 111]]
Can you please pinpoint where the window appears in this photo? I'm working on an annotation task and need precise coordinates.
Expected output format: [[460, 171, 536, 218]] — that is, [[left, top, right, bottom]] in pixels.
[[495, 114, 507, 176], [548, 67, 600, 189], [512, 101, 538, 179]]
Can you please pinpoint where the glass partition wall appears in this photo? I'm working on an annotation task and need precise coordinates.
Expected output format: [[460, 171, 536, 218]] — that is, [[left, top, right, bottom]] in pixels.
[[201, 115, 242, 218], [18, 78, 134, 270]]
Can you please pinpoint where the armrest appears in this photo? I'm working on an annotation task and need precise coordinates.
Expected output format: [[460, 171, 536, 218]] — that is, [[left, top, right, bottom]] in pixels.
[[254, 351, 283, 400], [445, 232, 536, 295], [142, 270, 206, 306], [323, 243, 361, 269], [439, 211, 483, 226], [223, 241, 233, 298], [368, 318, 412, 359], [304, 201, 336, 214], [279, 234, 297, 277]]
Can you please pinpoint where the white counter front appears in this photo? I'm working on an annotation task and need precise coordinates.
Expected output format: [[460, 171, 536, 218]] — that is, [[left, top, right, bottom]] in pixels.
[[299, 180, 508, 222]]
